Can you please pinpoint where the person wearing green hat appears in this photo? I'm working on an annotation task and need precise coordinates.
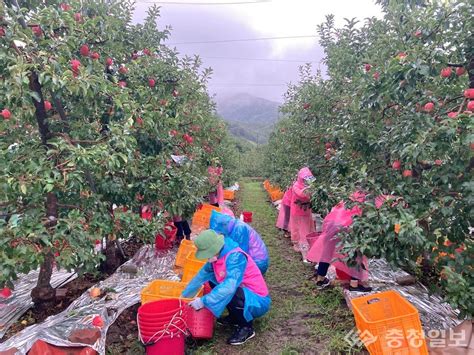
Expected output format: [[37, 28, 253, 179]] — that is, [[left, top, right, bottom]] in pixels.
[[182, 229, 271, 346]]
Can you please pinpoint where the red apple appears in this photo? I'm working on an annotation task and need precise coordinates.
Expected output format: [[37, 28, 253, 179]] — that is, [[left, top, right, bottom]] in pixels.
[[74, 13, 82, 22], [1, 109, 11, 120], [471, 142, 474, 151], [364, 63, 371, 72], [397, 52, 407, 60], [0, 287, 12, 298], [0, 27, 5, 37], [465, 89, 474, 99], [118, 81, 127, 88], [303, 103, 310, 110], [423, 102, 434, 112], [90, 52, 100, 60], [440, 67, 452, 78], [119, 66, 128, 74], [32, 25, 42, 37], [373, 72, 380, 80], [44, 100, 52, 111], [467, 101, 474, 111], [143, 48, 151, 56], [70, 59, 81, 77], [135, 117, 143, 126], [106, 57, 113, 66], [456, 67, 466, 76], [402, 169, 412, 177], [92, 316, 104, 328], [169, 130, 177, 137], [325, 142, 332, 149], [392, 160, 401, 170], [60, 3, 71, 11], [434, 159, 443, 166], [183, 133, 193, 144], [159, 99, 168, 106], [148, 78, 156, 88], [131, 53, 139, 60], [414, 30, 422, 38], [80, 44, 89, 57], [447, 112, 458, 119], [172, 89, 179, 97]]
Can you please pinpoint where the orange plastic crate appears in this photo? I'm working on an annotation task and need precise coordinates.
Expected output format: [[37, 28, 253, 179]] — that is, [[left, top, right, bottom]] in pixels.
[[223, 190, 235, 201], [175, 239, 197, 268], [141, 279, 203, 304], [263, 180, 270, 190], [192, 204, 221, 228], [182, 251, 207, 283], [351, 290, 428, 355], [270, 190, 284, 201]]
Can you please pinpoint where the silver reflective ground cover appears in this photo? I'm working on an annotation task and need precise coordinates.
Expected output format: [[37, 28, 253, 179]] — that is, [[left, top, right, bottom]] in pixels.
[[0, 268, 77, 338], [0, 247, 180, 354]]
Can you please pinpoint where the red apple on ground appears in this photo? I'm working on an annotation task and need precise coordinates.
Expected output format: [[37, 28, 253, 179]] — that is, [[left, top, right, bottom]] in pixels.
[[373, 72, 380, 80], [414, 30, 422, 37], [80, 44, 90, 57], [183, 134, 193, 144], [402, 169, 412, 177], [325, 142, 332, 149], [74, 13, 82, 22], [119, 66, 128, 74], [169, 130, 177, 137], [135, 117, 143, 126], [303, 103, 311, 110], [172, 89, 179, 97], [440, 67, 452, 78], [456, 67, 466, 76], [392, 160, 401, 170], [44, 100, 52, 111], [90, 52, 100, 60], [92, 316, 104, 328], [159, 99, 168, 106], [143, 48, 151, 56], [423, 102, 434, 112], [467, 101, 474, 111], [0, 27, 5, 37], [447, 112, 458, 119], [1, 109, 11, 120], [148, 79, 156, 88], [106, 57, 113, 66], [118, 81, 126, 88], [0, 287, 12, 298], [434, 159, 443, 166], [364, 63, 371, 72], [397, 52, 407, 60]]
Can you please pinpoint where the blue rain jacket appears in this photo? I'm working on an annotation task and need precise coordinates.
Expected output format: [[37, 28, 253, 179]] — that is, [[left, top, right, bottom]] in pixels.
[[181, 238, 271, 322], [209, 211, 269, 274]]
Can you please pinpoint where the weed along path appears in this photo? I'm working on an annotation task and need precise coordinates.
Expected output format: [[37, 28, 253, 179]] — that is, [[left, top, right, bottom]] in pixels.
[[194, 179, 357, 354]]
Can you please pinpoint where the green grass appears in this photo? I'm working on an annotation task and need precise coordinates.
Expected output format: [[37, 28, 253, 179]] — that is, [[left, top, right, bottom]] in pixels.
[[191, 179, 361, 354]]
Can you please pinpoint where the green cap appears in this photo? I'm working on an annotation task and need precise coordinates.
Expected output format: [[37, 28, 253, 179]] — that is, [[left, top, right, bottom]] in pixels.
[[194, 230, 225, 260]]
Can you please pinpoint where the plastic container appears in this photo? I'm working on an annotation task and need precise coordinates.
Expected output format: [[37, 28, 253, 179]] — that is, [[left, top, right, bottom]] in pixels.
[[270, 190, 284, 202], [141, 280, 203, 305], [155, 223, 177, 251], [145, 334, 185, 355], [181, 251, 206, 283], [187, 307, 215, 339], [223, 190, 235, 201], [351, 290, 428, 355], [191, 204, 221, 229], [242, 211, 253, 223], [175, 240, 197, 268]]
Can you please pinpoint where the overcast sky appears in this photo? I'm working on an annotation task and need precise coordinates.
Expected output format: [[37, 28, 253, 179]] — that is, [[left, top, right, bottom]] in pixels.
[[133, 0, 383, 103]]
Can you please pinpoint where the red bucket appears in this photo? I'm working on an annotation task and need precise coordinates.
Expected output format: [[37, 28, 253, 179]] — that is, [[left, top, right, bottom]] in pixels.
[[187, 307, 215, 339], [242, 211, 253, 223], [145, 334, 185, 355], [155, 223, 177, 251]]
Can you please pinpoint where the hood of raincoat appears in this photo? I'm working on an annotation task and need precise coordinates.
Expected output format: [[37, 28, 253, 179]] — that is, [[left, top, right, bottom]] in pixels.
[[296, 167, 314, 185], [210, 210, 236, 236]]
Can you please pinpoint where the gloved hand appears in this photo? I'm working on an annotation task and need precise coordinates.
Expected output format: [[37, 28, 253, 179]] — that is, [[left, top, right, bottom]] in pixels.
[[189, 297, 204, 311]]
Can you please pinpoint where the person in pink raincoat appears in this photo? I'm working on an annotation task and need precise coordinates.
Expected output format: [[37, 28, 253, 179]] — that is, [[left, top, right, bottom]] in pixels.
[[208, 166, 224, 207], [306, 191, 371, 292], [276, 188, 292, 233], [290, 167, 315, 255]]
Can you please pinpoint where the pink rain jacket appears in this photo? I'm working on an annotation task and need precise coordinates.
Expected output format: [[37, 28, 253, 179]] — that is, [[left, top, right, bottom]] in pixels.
[[290, 167, 313, 217]]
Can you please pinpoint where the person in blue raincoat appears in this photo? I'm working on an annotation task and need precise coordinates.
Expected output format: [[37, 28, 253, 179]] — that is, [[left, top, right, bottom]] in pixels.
[[182, 230, 271, 346], [209, 210, 269, 274]]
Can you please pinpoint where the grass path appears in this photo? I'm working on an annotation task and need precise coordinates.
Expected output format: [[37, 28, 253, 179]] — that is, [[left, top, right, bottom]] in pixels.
[[193, 179, 358, 354]]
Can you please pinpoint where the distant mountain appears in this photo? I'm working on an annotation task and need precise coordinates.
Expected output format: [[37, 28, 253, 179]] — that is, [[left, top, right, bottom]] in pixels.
[[216, 93, 281, 144]]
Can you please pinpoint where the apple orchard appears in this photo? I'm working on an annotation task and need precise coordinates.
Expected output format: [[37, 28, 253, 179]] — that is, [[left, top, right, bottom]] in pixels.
[[263, 1, 473, 317], [0, 1, 236, 303]]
